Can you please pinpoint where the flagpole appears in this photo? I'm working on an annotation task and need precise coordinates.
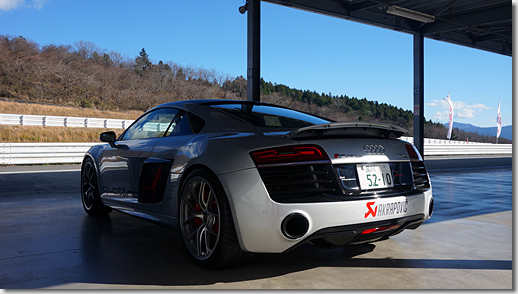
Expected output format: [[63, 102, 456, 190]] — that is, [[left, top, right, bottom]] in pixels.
[[444, 93, 453, 140], [496, 97, 501, 144]]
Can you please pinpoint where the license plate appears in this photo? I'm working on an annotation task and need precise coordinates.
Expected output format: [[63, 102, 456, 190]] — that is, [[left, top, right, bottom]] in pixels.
[[356, 164, 394, 190]]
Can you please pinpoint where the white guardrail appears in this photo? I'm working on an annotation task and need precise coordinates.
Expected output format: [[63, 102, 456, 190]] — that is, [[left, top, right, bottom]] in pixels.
[[0, 113, 512, 164], [0, 113, 134, 129], [0, 143, 103, 165], [0, 139, 512, 165], [400, 136, 512, 156]]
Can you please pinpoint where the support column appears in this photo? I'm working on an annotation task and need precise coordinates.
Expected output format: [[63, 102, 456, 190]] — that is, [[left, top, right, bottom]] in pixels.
[[247, 0, 261, 102], [413, 32, 425, 156]]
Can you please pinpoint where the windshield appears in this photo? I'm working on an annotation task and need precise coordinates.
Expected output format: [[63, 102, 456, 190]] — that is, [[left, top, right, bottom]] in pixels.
[[209, 103, 331, 131]]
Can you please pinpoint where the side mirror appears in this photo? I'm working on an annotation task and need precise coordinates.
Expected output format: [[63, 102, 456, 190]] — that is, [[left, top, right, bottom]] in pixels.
[[100, 131, 117, 148]]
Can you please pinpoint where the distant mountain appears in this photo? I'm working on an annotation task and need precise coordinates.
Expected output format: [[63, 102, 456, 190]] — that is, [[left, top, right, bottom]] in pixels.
[[443, 122, 512, 140]]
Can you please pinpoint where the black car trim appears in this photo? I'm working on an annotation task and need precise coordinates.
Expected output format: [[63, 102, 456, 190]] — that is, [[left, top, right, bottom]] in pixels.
[[258, 160, 428, 203], [283, 213, 425, 253]]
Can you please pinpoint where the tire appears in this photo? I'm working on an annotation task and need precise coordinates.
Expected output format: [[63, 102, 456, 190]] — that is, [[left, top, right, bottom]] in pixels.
[[179, 169, 253, 269], [81, 158, 112, 216]]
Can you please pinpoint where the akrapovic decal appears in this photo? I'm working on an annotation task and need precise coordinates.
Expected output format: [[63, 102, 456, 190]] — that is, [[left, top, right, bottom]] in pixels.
[[364, 200, 408, 218], [365, 202, 377, 218]]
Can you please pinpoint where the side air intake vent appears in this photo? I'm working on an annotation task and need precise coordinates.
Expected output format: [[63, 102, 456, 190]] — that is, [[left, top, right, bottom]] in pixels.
[[411, 161, 430, 191]]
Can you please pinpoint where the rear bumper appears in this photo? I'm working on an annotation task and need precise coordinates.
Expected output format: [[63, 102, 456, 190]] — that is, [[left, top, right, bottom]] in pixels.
[[218, 168, 433, 253], [286, 213, 425, 252]]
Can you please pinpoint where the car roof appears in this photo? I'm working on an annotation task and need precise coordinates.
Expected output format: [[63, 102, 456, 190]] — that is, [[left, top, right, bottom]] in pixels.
[[147, 99, 335, 126], [152, 99, 283, 110]]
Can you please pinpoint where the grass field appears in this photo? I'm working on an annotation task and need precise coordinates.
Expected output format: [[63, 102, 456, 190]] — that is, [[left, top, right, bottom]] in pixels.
[[0, 99, 142, 119], [0, 125, 126, 143], [0, 100, 141, 142]]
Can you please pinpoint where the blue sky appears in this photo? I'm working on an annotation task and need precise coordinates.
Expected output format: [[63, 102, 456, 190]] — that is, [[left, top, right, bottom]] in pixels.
[[1, 0, 512, 128]]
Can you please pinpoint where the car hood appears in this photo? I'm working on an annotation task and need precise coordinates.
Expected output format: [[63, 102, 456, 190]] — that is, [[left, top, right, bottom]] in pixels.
[[286, 122, 408, 140]]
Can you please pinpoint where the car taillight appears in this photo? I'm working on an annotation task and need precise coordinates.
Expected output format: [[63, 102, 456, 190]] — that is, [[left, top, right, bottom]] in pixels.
[[250, 145, 330, 167], [405, 144, 423, 162]]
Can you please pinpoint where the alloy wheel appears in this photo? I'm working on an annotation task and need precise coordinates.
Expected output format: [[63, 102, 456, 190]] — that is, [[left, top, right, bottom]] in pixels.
[[82, 160, 96, 210], [180, 177, 221, 260]]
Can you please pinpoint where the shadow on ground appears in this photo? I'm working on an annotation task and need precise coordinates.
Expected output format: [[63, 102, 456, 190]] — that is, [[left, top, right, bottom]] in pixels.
[[68, 212, 510, 287]]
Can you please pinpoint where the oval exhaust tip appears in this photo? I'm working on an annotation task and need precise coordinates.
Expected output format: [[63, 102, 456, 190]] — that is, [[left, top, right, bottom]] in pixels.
[[281, 213, 309, 239]]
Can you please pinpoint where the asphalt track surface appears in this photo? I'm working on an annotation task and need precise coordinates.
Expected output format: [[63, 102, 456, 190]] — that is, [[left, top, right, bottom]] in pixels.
[[0, 159, 512, 289]]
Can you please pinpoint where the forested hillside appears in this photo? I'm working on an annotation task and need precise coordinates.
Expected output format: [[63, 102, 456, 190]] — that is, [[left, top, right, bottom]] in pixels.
[[0, 35, 509, 143]]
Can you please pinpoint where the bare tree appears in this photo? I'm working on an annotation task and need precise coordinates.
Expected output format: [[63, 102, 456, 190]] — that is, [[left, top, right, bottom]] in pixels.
[[73, 41, 99, 59]]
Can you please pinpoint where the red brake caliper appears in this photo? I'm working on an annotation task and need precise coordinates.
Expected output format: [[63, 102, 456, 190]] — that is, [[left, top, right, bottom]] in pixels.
[[194, 202, 202, 227]]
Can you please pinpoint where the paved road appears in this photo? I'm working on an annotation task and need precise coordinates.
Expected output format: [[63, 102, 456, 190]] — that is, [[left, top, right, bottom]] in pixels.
[[0, 164, 512, 289]]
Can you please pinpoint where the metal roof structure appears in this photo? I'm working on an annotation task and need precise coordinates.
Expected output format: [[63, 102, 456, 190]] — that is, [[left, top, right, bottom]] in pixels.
[[262, 0, 512, 56], [241, 0, 512, 155]]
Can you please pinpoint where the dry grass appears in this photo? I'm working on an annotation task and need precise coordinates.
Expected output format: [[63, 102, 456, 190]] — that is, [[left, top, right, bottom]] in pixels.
[[0, 125, 124, 143], [0, 100, 137, 142], [0, 99, 142, 119]]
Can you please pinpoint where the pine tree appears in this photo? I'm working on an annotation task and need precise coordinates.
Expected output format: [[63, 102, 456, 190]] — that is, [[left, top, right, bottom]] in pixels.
[[134, 47, 152, 75]]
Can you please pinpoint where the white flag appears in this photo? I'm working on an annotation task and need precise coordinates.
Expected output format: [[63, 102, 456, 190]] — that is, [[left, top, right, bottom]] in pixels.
[[444, 94, 454, 140], [496, 99, 502, 138]]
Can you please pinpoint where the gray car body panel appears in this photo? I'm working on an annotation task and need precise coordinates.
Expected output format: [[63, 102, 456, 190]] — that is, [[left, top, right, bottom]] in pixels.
[[84, 99, 433, 253]]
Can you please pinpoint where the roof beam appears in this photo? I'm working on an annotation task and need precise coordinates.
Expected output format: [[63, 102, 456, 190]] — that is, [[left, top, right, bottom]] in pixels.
[[262, 0, 511, 57], [429, 31, 512, 56], [265, 0, 352, 19], [421, 5, 511, 35], [264, 0, 421, 33], [432, 0, 460, 16], [349, 1, 382, 12], [474, 32, 512, 43]]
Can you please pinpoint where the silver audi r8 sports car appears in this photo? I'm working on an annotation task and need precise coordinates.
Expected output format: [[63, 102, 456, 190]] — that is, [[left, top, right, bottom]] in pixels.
[[81, 99, 433, 269]]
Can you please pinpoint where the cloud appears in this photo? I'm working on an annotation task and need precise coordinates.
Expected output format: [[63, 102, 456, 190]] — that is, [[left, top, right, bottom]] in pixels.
[[0, 0, 24, 10], [433, 111, 449, 120], [426, 100, 442, 107], [468, 103, 491, 110], [0, 0, 46, 11], [430, 98, 490, 120], [29, 0, 45, 9], [456, 107, 476, 119], [432, 109, 473, 120]]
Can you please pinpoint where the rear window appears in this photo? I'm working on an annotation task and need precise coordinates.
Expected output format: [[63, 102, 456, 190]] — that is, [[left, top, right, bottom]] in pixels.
[[209, 104, 331, 131]]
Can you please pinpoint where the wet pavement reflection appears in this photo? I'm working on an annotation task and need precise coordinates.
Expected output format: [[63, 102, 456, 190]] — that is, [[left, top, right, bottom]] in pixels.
[[426, 167, 512, 223], [0, 165, 512, 289]]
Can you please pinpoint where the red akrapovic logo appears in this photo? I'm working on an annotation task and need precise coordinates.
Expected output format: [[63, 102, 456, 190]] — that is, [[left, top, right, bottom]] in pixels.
[[364, 200, 408, 218]]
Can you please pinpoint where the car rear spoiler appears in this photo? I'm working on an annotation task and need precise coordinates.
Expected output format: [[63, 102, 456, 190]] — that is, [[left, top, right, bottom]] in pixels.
[[286, 122, 409, 140]]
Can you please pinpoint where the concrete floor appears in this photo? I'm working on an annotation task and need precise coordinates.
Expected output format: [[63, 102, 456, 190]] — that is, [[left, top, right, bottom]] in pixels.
[[0, 164, 512, 289]]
